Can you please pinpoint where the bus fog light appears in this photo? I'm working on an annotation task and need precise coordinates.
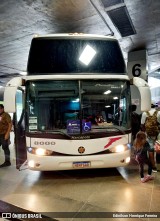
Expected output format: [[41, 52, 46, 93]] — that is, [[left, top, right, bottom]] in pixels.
[[125, 157, 130, 163], [28, 160, 35, 168]]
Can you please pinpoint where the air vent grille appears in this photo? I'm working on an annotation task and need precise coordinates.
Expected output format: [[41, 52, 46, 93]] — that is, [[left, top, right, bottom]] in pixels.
[[107, 6, 136, 37]]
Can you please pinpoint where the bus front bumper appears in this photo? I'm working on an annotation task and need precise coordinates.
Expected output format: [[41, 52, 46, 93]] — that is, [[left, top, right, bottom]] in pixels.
[[27, 150, 131, 171]]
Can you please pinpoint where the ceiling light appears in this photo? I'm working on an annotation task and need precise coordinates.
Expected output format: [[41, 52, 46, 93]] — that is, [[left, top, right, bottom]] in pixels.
[[104, 90, 111, 94], [20, 71, 27, 76], [113, 97, 118, 99]]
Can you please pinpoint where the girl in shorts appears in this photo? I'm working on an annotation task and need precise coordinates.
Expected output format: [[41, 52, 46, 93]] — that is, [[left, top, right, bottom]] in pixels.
[[133, 131, 154, 183]]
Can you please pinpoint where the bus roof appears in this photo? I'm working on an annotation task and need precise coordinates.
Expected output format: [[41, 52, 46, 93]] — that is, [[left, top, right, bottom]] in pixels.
[[32, 33, 116, 40]]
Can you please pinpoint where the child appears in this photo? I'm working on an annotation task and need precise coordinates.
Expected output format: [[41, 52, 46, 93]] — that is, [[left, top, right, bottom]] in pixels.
[[133, 131, 154, 183]]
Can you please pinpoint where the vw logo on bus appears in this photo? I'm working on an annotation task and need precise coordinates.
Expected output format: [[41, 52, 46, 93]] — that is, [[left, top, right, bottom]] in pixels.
[[78, 146, 85, 154]]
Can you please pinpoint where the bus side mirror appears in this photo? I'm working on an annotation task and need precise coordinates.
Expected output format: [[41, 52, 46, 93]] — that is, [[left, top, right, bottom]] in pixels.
[[130, 77, 151, 112], [4, 86, 17, 112], [3, 77, 23, 113]]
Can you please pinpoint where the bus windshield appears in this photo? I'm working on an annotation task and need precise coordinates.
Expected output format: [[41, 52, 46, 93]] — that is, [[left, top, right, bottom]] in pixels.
[[27, 38, 126, 74], [26, 79, 131, 137]]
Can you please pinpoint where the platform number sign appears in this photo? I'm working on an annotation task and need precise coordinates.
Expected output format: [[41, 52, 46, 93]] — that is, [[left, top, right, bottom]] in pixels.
[[127, 59, 147, 80], [132, 64, 141, 77]]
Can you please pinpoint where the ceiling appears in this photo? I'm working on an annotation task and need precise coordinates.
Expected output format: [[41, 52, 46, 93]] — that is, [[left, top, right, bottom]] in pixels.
[[0, 0, 160, 98]]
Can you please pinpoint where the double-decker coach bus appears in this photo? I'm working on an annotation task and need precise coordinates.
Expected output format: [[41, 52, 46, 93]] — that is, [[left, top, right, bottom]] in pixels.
[[4, 33, 151, 171]]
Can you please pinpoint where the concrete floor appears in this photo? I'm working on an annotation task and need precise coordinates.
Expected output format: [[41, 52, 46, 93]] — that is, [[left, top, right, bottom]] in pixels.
[[0, 132, 160, 221]]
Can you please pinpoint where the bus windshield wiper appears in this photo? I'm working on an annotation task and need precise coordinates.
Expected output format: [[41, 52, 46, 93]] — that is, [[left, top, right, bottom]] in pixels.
[[108, 126, 125, 134], [93, 126, 125, 134]]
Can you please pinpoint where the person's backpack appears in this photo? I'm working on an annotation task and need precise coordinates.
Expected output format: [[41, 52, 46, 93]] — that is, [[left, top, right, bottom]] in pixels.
[[145, 110, 159, 137]]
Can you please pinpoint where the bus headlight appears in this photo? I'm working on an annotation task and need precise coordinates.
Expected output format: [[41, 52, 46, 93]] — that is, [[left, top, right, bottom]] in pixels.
[[27, 147, 53, 156], [35, 148, 47, 155], [111, 144, 128, 153], [115, 145, 125, 152]]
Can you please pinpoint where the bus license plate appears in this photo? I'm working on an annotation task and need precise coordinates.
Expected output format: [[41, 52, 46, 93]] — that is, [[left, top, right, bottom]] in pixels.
[[73, 161, 91, 168]]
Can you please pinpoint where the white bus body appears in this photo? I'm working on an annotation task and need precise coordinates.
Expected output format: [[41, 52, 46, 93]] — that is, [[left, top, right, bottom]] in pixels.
[[3, 34, 151, 171]]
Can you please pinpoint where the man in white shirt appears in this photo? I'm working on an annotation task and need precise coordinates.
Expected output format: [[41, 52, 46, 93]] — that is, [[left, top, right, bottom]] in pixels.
[[141, 104, 160, 172]]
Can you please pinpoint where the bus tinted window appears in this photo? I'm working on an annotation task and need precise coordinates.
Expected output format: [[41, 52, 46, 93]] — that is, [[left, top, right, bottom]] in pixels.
[[27, 38, 126, 74]]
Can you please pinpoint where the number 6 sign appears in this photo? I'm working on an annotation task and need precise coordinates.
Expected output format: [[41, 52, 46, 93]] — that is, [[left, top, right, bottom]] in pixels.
[[132, 64, 141, 77], [127, 50, 147, 80]]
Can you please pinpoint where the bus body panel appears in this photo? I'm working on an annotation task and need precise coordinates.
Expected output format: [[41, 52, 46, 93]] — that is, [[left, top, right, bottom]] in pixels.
[[28, 135, 129, 155], [27, 150, 131, 171], [26, 134, 131, 170]]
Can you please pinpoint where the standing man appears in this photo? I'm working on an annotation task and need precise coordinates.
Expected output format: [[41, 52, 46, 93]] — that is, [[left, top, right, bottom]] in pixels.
[[0, 104, 12, 167], [141, 103, 160, 172]]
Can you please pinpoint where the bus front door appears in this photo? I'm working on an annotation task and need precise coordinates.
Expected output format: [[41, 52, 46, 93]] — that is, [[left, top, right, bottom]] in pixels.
[[14, 90, 27, 170]]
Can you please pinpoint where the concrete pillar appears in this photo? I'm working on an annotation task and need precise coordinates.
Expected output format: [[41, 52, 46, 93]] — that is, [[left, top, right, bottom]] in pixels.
[[127, 50, 148, 114]]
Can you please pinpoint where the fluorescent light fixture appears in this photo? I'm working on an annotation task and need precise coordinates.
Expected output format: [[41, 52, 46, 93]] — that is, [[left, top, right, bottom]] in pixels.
[[105, 105, 111, 108], [104, 90, 111, 95], [20, 71, 27, 76], [113, 97, 118, 100], [79, 45, 96, 65]]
